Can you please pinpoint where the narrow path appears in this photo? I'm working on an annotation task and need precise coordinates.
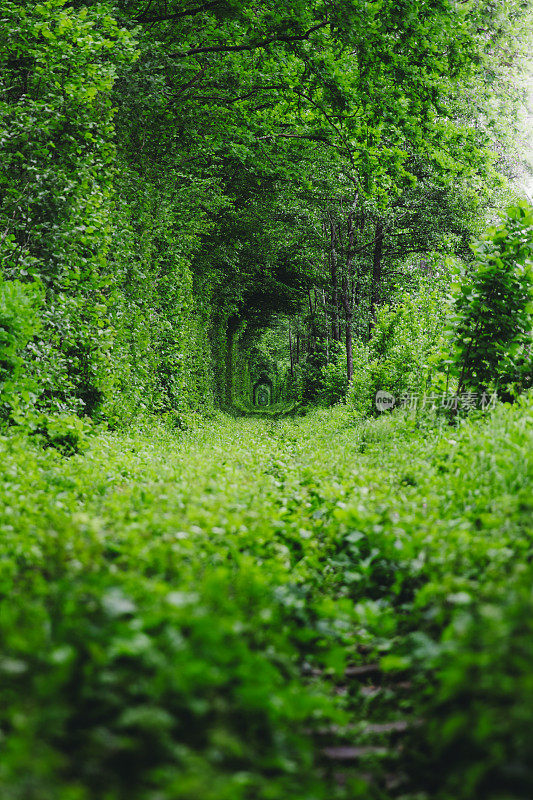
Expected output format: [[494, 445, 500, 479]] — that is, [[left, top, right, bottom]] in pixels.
[[77, 412, 418, 794], [106, 413, 416, 791]]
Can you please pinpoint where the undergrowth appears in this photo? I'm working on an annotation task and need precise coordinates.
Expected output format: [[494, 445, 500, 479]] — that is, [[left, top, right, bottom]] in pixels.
[[0, 395, 531, 798]]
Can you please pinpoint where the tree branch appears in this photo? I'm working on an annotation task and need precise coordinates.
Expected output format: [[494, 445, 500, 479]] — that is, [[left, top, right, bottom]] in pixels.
[[136, 1, 221, 23], [170, 21, 329, 58], [172, 66, 208, 98], [185, 84, 285, 104], [291, 88, 361, 189], [257, 133, 332, 143]]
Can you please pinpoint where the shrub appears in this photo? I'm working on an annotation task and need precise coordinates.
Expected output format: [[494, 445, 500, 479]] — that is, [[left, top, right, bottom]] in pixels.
[[0, 277, 43, 423], [348, 277, 451, 415], [452, 201, 533, 400], [415, 570, 533, 799], [29, 412, 92, 455], [318, 357, 349, 406]]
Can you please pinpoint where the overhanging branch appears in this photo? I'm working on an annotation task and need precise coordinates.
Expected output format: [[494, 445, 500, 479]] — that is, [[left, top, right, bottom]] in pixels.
[[136, 1, 221, 23], [170, 21, 329, 58]]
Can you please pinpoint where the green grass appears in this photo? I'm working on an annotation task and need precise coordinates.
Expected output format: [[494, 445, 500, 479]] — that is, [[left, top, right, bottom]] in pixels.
[[0, 395, 532, 798]]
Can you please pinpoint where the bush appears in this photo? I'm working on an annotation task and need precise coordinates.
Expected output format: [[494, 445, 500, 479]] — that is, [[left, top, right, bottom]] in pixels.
[[317, 348, 348, 406], [415, 571, 533, 799], [0, 277, 43, 423], [348, 277, 451, 415], [452, 201, 533, 400], [299, 340, 347, 406], [29, 412, 93, 455]]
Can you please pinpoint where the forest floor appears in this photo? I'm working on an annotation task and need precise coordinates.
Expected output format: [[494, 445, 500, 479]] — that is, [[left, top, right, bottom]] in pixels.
[[1, 397, 532, 799]]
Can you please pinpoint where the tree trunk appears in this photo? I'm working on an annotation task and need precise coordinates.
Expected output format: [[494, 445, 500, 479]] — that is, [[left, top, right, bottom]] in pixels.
[[368, 220, 384, 339], [322, 288, 329, 364], [288, 320, 294, 376], [329, 217, 340, 341], [343, 210, 356, 382], [307, 287, 315, 348], [343, 274, 353, 382]]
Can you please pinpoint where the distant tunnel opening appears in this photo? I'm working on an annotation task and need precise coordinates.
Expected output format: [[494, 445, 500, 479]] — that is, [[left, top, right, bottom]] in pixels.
[[253, 376, 273, 407]]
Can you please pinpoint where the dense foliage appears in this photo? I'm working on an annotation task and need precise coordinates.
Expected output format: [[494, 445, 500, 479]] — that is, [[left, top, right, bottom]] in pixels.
[[1, 1, 533, 797], [1, 0, 532, 417]]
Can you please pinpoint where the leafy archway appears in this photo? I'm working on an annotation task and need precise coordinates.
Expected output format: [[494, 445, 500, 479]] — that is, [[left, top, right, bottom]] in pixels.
[[253, 375, 273, 407]]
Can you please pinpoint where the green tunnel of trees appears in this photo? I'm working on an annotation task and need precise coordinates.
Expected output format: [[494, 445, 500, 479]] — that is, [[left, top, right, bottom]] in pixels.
[[2, 4, 533, 799], [0, 0, 532, 424]]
